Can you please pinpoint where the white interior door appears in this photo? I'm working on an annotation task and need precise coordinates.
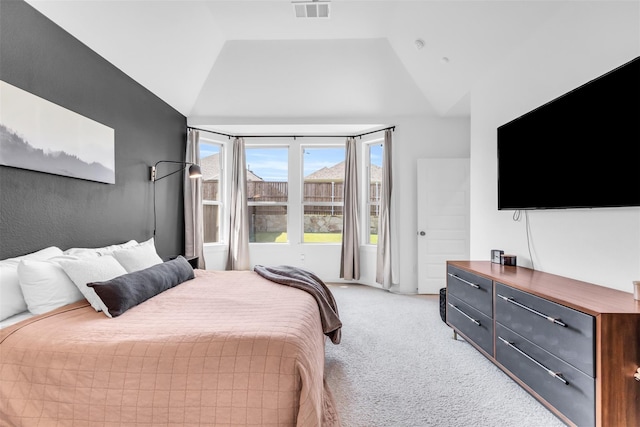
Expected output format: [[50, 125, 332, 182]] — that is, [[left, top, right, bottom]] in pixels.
[[417, 158, 470, 294]]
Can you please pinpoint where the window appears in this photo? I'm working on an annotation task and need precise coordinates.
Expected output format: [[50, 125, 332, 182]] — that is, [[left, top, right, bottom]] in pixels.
[[245, 147, 289, 243], [302, 146, 345, 243], [200, 139, 223, 243], [366, 142, 383, 245]]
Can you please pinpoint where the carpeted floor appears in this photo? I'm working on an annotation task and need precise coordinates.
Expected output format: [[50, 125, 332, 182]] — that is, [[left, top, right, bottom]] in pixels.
[[324, 284, 566, 427]]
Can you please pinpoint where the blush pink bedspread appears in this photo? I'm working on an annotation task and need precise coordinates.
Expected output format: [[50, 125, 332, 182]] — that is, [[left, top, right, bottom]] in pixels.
[[0, 270, 340, 427]]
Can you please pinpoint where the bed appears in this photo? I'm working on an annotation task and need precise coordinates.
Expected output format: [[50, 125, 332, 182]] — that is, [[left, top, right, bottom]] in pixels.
[[0, 242, 341, 426]]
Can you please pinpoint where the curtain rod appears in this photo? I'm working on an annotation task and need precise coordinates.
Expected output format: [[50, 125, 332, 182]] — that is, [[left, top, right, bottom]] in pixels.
[[187, 125, 395, 140]]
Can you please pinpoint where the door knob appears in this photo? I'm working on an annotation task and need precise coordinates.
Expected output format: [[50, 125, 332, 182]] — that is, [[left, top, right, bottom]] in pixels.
[[419, 231, 426, 236]]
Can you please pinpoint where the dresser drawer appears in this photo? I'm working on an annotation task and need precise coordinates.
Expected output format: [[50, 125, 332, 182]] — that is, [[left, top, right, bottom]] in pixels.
[[495, 283, 595, 377], [496, 324, 595, 427], [447, 294, 493, 356], [447, 265, 493, 317]]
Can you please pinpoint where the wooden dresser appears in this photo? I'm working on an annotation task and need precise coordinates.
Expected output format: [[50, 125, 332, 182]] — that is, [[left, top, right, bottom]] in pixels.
[[446, 260, 640, 427]]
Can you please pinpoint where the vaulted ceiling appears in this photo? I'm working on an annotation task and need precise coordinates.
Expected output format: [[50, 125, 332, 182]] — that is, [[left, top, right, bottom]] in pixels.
[[25, 0, 574, 132]]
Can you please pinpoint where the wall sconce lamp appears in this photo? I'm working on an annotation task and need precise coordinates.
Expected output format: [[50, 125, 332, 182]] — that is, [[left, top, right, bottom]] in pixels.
[[150, 160, 202, 182], [151, 160, 202, 237]]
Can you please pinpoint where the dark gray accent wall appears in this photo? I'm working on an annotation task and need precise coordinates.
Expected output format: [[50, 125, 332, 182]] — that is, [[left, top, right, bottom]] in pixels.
[[0, 0, 187, 259]]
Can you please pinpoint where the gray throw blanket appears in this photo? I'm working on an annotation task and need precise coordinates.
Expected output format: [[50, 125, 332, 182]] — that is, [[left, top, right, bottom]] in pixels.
[[254, 265, 341, 344]]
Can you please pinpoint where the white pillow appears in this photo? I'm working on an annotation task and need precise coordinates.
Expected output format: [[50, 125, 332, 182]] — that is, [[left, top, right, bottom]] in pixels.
[[0, 264, 27, 321], [112, 237, 163, 273], [0, 311, 34, 329], [64, 240, 138, 258], [0, 246, 64, 321], [58, 255, 128, 313], [18, 256, 85, 315]]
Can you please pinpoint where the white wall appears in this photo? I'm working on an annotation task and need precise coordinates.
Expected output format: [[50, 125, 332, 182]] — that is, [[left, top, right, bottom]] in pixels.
[[470, 1, 640, 292], [375, 116, 469, 294], [200, 115, 470, 294]]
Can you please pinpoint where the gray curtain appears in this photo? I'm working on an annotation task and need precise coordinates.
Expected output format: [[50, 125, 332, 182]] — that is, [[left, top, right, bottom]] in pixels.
[[376, 129, 393, 287], [340, 137, 360, 280], [226, 137, 250, 270], [184, 130, 206, 269]]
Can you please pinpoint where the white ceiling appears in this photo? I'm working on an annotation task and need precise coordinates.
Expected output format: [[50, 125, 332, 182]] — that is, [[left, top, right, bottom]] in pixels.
[[25, 0, 572, 134]]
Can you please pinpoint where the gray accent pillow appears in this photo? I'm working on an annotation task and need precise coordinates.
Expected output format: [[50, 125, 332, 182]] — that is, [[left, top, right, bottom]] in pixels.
[[87, 256, 194, 317]]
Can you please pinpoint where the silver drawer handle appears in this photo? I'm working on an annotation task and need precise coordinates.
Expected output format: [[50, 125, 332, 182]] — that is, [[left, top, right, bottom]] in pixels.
[[448, 302, 481, 326], [448, 273, 480, 289], [498, 337, 569, 385], [497, 294, 567, 327]]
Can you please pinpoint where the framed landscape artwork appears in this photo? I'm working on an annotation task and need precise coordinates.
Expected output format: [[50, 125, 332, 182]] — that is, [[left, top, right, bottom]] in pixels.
[[0, 80, 115, 184]]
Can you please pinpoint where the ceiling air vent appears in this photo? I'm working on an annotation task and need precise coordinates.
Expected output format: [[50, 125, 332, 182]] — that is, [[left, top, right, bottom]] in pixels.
[[293, 1, 330, 19]]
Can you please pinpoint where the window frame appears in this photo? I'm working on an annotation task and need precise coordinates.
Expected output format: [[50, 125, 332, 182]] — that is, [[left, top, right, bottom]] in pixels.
[[202, 136, 388, 247], [200, 136, 226, 245], [301, 144, 346, 244], [364, 138, 384, 246], [245, 144, 290, 244]]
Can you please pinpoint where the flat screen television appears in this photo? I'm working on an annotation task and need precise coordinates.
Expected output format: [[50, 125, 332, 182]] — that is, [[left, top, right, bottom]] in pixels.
[[497, 56, 640, 210]]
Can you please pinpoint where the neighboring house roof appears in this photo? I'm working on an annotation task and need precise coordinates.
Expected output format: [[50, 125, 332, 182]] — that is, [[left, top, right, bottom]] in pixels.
[[200, 153, 263, 181], [200, 153, 220, 181], [305, 161, 382, 182]]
